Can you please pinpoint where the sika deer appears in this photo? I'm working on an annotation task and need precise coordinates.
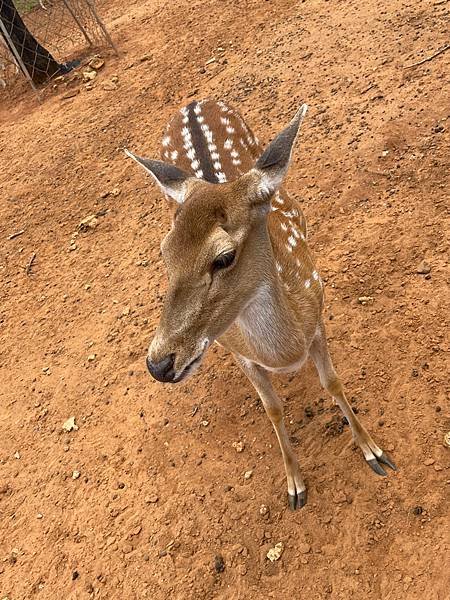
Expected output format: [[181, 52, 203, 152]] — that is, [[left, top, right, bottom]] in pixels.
[[125, 99, 396, 509]]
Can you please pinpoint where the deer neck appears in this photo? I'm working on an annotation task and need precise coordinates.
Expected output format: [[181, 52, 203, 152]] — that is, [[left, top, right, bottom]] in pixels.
[[233, 230, 300, 369]]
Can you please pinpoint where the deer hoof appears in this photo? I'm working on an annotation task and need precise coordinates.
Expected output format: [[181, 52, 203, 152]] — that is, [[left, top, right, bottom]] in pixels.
[[366, 448, 398, 476], [367, 458, 387, 476], [378, 451, 397, 471], [287, 489, 307, 510]]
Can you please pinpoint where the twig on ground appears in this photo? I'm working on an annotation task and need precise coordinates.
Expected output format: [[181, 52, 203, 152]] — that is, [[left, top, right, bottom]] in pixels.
[[361, 83, 376, 94], [25, 252, 36, 275], [8, 229, 25, 240], [404, 44, 450, 69]]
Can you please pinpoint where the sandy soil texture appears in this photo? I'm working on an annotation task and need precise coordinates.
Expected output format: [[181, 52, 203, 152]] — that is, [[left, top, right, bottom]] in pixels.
[[0, 0, 449, 598]]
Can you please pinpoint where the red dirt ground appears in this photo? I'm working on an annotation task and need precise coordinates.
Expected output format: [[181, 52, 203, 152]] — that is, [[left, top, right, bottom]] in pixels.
[[0, 0, 449, 598]]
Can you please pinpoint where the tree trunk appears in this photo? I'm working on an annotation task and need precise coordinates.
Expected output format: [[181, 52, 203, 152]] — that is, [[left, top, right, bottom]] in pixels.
[[0, 0, 61, 84]]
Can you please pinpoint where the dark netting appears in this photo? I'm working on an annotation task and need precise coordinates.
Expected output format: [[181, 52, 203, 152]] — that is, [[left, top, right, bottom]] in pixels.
[[0, 0, 116, 89]]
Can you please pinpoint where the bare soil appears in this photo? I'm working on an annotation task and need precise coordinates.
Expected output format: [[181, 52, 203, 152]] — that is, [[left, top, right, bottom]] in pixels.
[[0, 0, 449, 598]]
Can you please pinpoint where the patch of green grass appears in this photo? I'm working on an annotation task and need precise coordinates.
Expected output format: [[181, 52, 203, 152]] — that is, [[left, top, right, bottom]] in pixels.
[[15, 0, 41, 13]]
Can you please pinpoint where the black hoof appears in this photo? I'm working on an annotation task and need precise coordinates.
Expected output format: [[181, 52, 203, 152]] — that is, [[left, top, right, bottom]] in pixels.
[[367, 458, 387, 476], [288, 489, 307, 510], [378, 452, 397, 471]]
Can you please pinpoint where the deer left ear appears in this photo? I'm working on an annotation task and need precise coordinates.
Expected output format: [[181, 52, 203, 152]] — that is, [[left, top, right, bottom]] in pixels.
[[124, 149, 191, 204], [254, 103, 308, 198]]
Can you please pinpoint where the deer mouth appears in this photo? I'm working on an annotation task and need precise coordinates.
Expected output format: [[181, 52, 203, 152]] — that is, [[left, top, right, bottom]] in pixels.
[[172, 339, 209, 383]]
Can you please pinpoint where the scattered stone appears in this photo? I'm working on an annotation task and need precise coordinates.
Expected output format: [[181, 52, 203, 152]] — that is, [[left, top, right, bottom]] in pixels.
[[72, 570, 80, 580], [416, 261, 431, 275], [145, 494, 159, 503], [266, 542, 284, 562], [82, 69, 97, 81], [14, 451, 20, 459], [61, 89, 79, 100], [87, 354, 96, 362], [88, 57, 105, 70], [298, 542, 311, 554], [333, 490, 347, 504], [110, 187, 121, 197], [259, 504, 269, 516], [201, 420, 209, 427], [37, 513, 43, 519], [102, 81, 118, 91], [423, 458, 435, 466], [232, 441, 245, 453], [244, 470, 253, 480], [205, 57, 216, 65], [78, 215, 98, 231], [72, 470, 81, 479], [358, 296, 374, 305], [444, 432, 450, 448], [122, 543, 133, 554], [214, 554, 225, 573], [62, 416, 78, 432]]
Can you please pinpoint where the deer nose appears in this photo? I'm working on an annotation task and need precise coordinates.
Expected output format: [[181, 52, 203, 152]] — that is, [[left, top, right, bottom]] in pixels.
[[146, 354, 176, 382]]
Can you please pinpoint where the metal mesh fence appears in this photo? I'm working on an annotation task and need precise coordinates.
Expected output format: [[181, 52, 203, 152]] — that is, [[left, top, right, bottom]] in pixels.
[[0, 0, 116, 90]]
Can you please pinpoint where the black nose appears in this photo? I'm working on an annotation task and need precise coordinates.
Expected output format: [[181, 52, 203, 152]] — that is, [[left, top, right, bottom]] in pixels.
[[146, 354, 176, 382]]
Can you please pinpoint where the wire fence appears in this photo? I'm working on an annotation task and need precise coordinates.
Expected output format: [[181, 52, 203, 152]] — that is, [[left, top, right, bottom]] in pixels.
[[0, 0, 116, 90]]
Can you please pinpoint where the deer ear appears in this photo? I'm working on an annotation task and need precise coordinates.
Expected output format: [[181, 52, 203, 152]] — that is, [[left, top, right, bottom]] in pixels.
[[124, 149, 190, 204], [254, 103, 308, 198]]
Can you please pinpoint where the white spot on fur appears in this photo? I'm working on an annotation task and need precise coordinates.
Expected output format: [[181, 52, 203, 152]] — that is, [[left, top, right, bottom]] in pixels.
[[288, 235, 297, 247], [220, 116, 230, 125], [275, 262, 282, 273], [280, 223, 288, 231], [226, 125, 235, 134], [274, 192, 284, 205], [186, 148, 196, 160], [224, 139, 233, 150], [195, 169, 204, 178], [230, 149, 239, 158], [191, 159, 200, 170], [305, 279, 311, 289], [232, 159, 242, 165], [312, 270, 319, 280], [197, 115, 204, 124], [217, 172, 227, 183], [162, 135, 171, 147], [170, 150, 178, 161], [193, 103, 201, 115]]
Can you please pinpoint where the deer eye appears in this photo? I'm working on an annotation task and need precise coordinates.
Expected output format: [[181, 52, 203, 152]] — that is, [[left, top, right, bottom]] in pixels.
[[212, 250, 236, 272]]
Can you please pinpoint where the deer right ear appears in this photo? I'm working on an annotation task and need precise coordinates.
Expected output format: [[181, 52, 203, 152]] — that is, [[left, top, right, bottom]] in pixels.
[[124, 149, 191, 204], [254, 103, 308, 198]]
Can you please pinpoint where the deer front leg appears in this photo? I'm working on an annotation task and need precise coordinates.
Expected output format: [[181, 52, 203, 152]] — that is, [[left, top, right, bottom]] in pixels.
[[237, 357, 307, 510], [309, 323, 397, 476]]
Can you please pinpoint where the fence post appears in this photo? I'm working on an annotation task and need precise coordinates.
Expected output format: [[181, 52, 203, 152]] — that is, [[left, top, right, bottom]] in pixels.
[[0, 16, 37, 91]]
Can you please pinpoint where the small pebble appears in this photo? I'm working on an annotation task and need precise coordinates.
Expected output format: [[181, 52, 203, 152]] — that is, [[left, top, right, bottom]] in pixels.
[[244, 470, 253, 480], [266, 542, 284, 562], [145, 494, 159, 503], [72, 470, 81, 479], [232, 441, 245, 453], [423, 458, 435, 466], [298, 543, 311, 554], [214, 554, 225, 573], [416, 261, 431, 275]]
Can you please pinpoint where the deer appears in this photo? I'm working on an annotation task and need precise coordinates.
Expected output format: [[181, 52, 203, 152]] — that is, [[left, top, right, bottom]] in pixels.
[[125, 99, 396, 510]]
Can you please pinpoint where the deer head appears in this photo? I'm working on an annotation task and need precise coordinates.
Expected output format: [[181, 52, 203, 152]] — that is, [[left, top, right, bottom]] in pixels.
[[125, 104, 307, 383]]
